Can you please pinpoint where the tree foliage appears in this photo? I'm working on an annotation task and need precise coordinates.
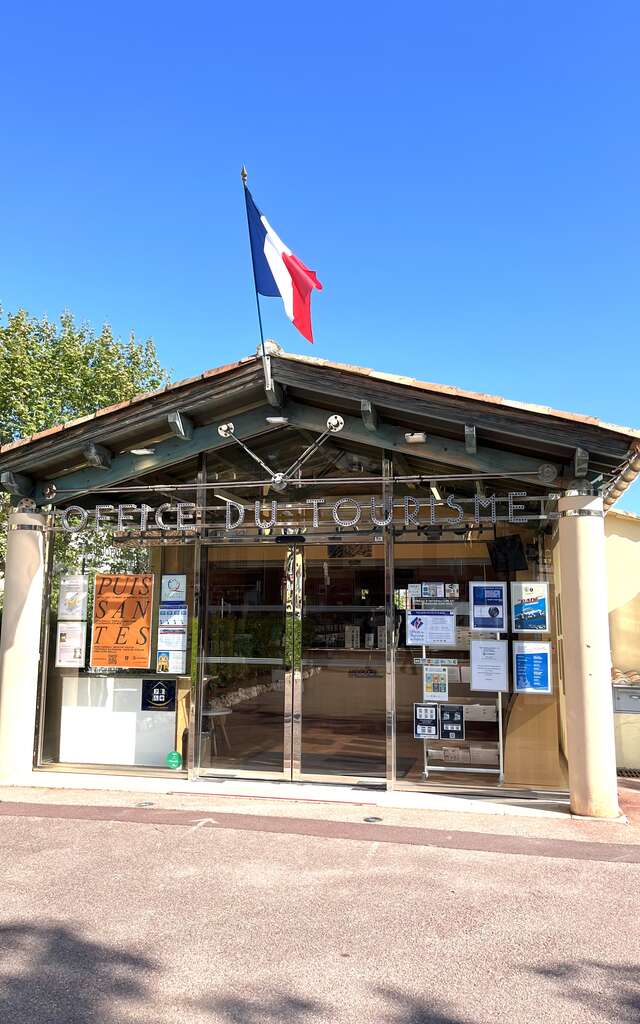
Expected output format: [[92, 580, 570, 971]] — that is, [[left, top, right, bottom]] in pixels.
[[0, 308, 168, 444], [0, 308, 171, 588]]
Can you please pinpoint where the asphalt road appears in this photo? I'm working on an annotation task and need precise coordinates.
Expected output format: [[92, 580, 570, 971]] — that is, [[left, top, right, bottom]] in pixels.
[[0, 805, 638, 1024]]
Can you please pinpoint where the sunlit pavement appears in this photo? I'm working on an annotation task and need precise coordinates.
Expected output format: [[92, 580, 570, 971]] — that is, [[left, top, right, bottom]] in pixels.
[[0, 788, 638, 1023]]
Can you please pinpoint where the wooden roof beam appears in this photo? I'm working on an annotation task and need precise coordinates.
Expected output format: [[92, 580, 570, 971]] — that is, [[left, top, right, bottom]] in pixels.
[[284, 401, 557, 480], [33, 405, 276, 506]]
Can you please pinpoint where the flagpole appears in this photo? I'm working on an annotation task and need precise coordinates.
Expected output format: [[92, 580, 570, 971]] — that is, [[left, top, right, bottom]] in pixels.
[[241, 165, 268, 363]]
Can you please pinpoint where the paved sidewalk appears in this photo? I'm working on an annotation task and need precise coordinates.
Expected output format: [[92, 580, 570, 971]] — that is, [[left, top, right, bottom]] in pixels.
[[1, 782, 639, 845], [0, 791, 638, 1024]]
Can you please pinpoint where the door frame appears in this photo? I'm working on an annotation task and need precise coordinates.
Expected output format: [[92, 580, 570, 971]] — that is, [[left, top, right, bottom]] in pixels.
[[194, 533, 393, 787]]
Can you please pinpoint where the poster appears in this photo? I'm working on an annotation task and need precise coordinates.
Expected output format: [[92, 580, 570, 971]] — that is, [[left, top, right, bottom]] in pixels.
[[161, 573, 187, 604], [422, 582, 445, 599], [141, 679, 176, 712], [413, 703, 439, 739], [55, 621, 87, 668], [440, 704, 465, 741], [156, 623, 187, 674], [406, 610, 456, 646], [423, 667, 448, 701], [57, 575, 88, 621], [469, 582, 507, 632], [90, 573, 154, 669], [157, 649, 187, 674], [511, 582, 549, 633], [470, 639, 509, 692], [159, 603, 188, 626], [445, 583, 459, 599], [157, 625, 187, 651], [407, 583, 422, 603], [513, 641, 552, 694]]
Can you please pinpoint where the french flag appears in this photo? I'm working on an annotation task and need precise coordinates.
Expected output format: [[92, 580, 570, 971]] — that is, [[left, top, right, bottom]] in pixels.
[[244, 187, 323, 343]]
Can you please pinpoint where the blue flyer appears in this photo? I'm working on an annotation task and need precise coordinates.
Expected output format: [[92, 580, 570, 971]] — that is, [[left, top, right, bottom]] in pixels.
[[470, 582, 506, 631], [513, 641, 552, 694]]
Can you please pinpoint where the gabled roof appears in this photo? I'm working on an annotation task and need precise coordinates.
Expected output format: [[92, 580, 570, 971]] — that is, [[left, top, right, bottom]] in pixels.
[[0, 344, 638, 508], [3, 346, 639, 456]]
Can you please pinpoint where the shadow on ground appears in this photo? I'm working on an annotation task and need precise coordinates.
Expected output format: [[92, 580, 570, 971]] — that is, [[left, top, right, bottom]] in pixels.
[[0, 922, 156, 1024], [530, 959, 640, 1022], [1, 922, 638, 1023]]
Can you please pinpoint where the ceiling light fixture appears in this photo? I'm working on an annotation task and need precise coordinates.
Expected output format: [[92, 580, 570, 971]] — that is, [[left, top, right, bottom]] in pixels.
[[405, 432, 427, 444], [130, 448, 155, 456]]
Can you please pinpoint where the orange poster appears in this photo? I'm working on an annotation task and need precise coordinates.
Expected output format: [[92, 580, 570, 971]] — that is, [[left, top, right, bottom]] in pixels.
[[90, 573, 154, 669]]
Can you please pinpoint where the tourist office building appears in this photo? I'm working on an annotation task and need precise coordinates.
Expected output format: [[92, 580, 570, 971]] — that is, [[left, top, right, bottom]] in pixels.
[[1, 344, 639, 818]]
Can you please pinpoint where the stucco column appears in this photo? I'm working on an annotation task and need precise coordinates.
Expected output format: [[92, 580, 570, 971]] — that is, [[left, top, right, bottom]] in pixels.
[[558, 493, 620, 817], [0, 510, 46, 782]]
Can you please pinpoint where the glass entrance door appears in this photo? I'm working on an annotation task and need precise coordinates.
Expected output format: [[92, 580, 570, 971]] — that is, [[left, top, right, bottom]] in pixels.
[[197, 540, 387, 784], [296, 541, 387, 781]]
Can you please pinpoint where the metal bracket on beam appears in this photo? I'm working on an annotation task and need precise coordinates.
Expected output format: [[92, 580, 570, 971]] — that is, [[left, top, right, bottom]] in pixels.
[[1, 470, 34, 497], [465, 425, 477, 454], [261, 353, 285, 408], [167, 411, 194, 441], [361, 400, 379, 432], [82, 443, 113, 469], [574, 447, 589, 478]]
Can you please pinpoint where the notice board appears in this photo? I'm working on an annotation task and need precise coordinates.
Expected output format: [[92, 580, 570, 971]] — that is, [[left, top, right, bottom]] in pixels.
[[90, 573, 154, 669]]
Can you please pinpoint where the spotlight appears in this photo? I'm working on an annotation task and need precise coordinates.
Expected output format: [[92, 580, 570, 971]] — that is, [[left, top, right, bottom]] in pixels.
[[405, 432, 427, 444], [217, 422, 235, 438]]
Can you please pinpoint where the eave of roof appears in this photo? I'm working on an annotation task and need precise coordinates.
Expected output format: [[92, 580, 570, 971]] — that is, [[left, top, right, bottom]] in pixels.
[[0, 353, 257, 455], [2, 345, 639, 463], [274, 350, 640, 441]]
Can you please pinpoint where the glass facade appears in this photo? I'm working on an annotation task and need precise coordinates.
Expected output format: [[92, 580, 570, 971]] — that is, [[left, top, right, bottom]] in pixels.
[[34, 453, 565, 794]]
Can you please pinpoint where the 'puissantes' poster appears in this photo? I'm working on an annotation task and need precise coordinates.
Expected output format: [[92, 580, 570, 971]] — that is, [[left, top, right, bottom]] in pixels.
[[90, 574, 154, 669]]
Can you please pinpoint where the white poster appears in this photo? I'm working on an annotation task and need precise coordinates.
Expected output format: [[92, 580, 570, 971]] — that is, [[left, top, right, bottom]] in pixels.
[[469, 582, 507, 632], [470, 639, 509, 692], [161, 573, 187, 604], [55, 621, 87, 668], [157, 625, 187, 651], [511, 582, 549, 633], [406, 610, 456, 646], [422, 583, 445, 599], [57, 575, 88, 621]]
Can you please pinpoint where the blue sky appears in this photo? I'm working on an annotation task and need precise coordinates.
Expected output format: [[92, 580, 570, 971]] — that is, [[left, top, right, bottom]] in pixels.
[[1, 2, 638, 508]]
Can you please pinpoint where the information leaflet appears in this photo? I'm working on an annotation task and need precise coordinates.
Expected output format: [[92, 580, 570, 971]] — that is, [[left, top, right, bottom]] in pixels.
[[413, 703, 439, 739], [470, 639, 509, 692], [406, 610, 456, 646], [513, 641, 552, 694], [440, 704, 465, 741], [160, 574, 187, 604], [423, 667, 448, 701], [55, 621, 86, 668], [58, 575, 89, 621], [469, 582, 507, 631]]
